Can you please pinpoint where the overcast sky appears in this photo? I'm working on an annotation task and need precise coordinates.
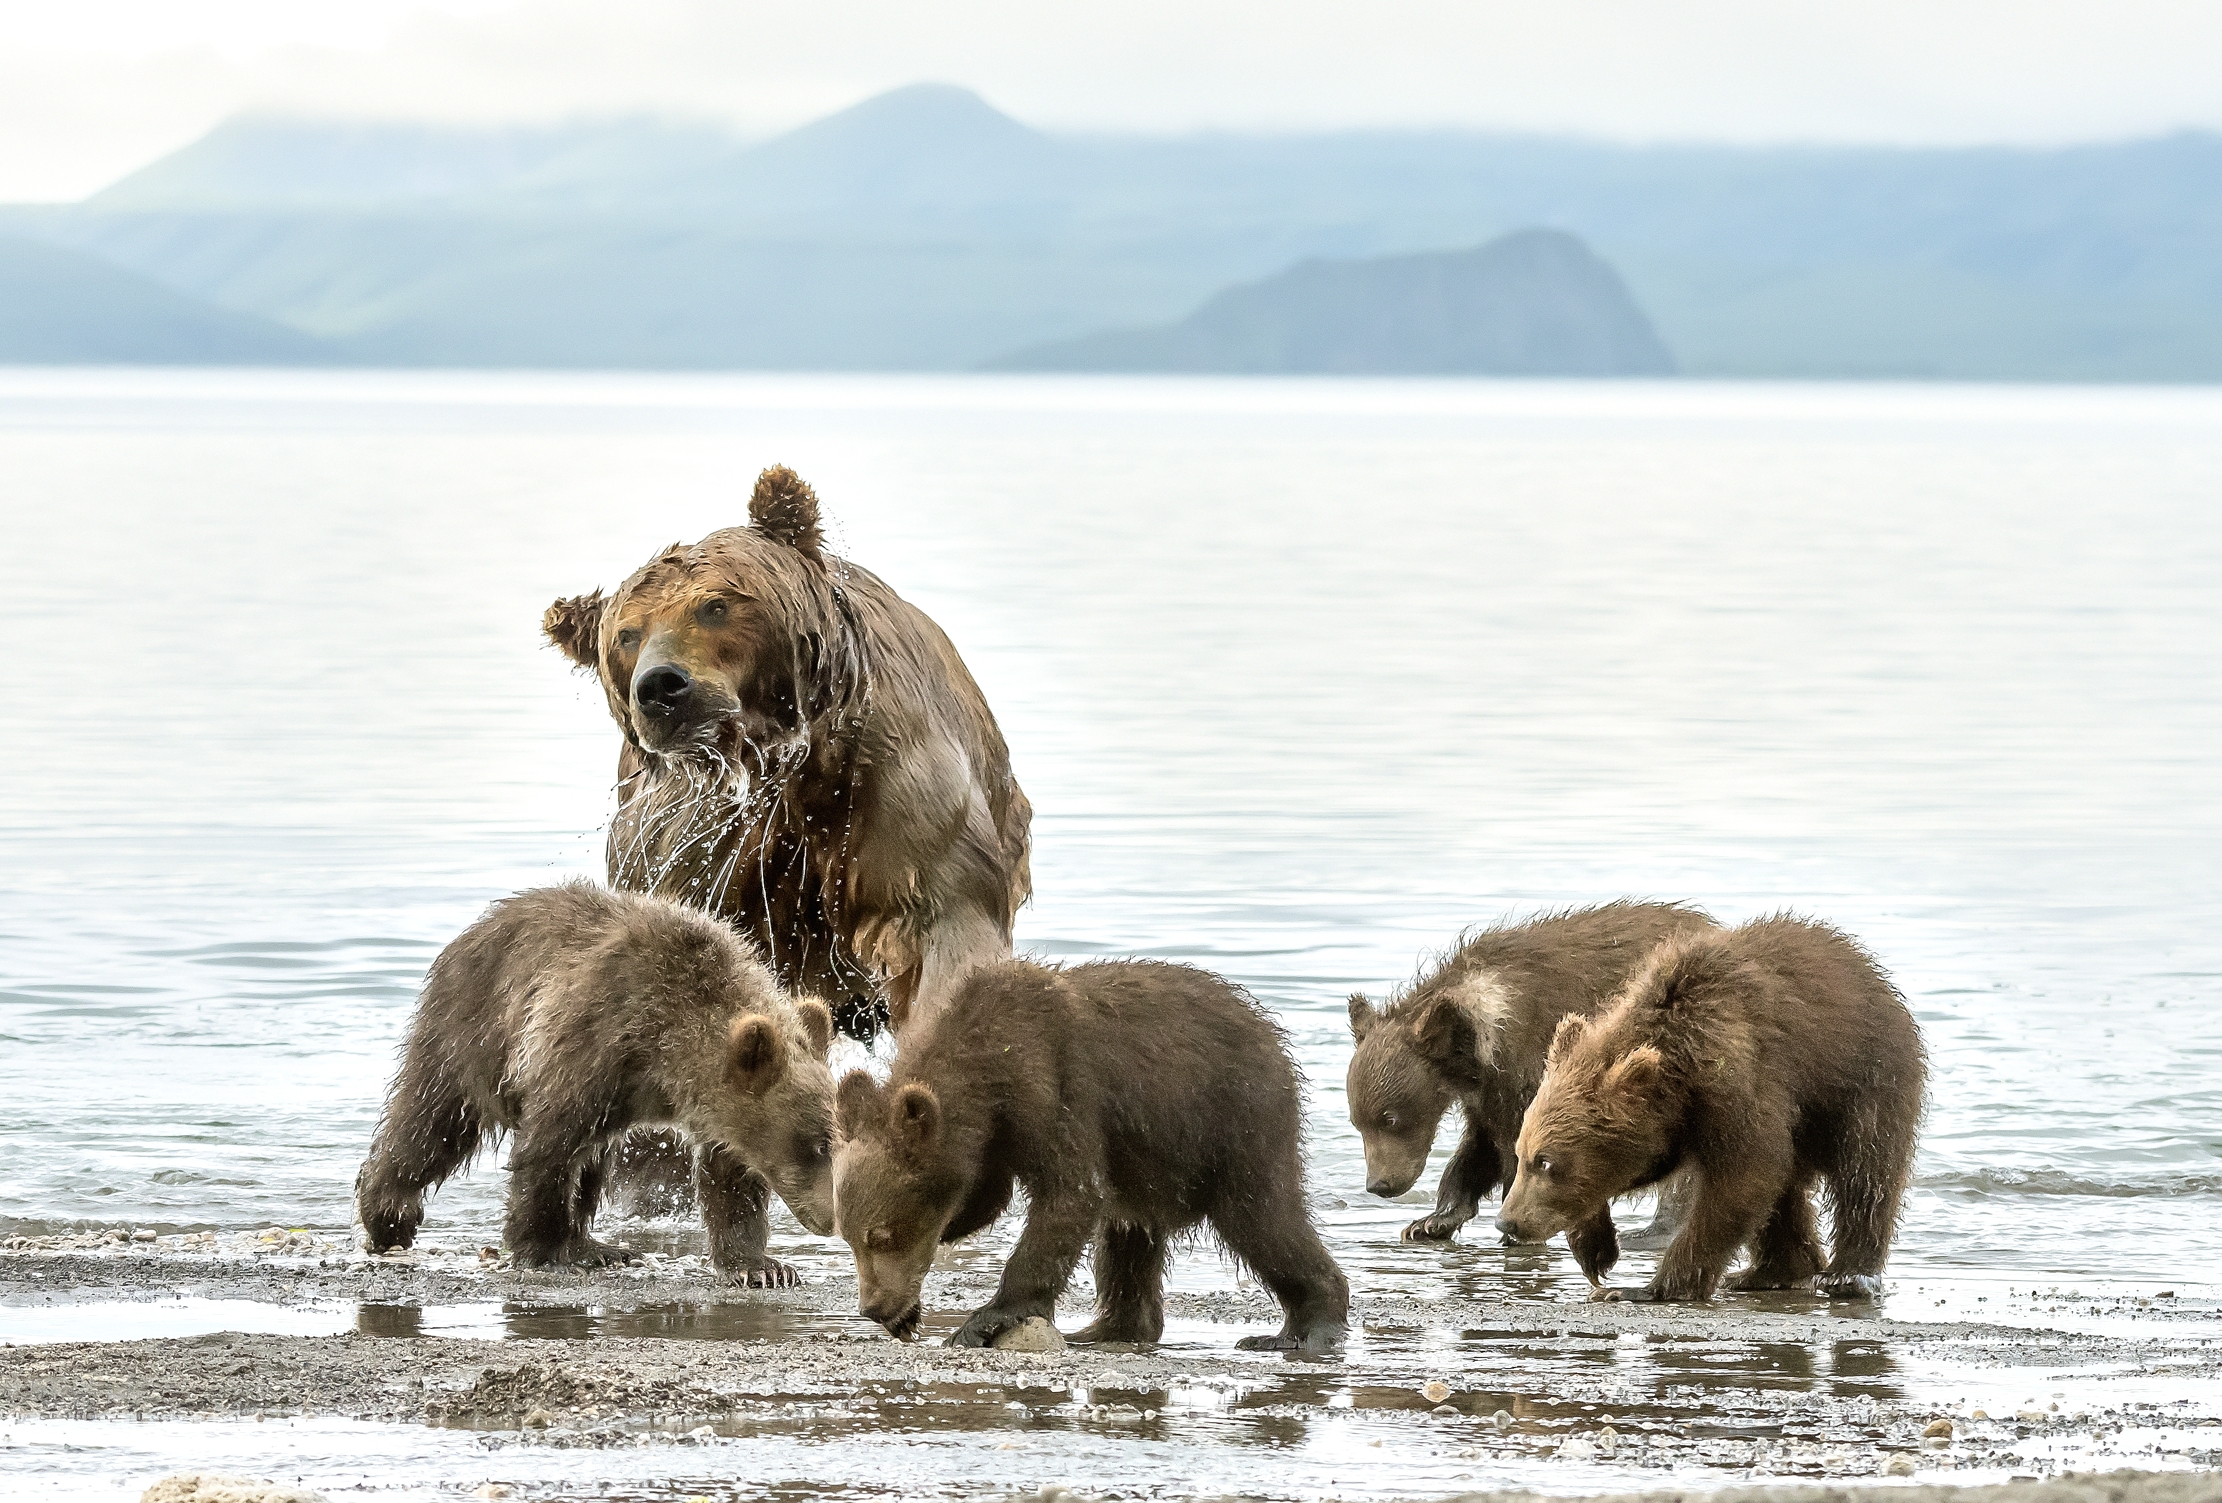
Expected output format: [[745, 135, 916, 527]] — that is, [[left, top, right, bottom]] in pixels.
[[5, 0, 2219, 201]]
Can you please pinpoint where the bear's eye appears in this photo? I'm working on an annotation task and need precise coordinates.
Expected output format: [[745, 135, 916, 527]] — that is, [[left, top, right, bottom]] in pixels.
[[696, 598, 730, 627], [863, 1227, 892, 1249], [616, 627, 641, 651], [1382, 1112, 1399, 1130], [1534, 1156, 1554, 1177]]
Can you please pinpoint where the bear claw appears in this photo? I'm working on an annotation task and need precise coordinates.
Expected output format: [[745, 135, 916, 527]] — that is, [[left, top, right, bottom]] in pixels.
[[1401, 1214, 1463, 1242], [722, 1258, 803, 1289], [1816, 1273, 1883, 1299]]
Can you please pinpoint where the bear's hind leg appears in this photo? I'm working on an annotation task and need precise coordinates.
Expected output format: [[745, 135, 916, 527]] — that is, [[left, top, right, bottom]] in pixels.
[[1727, 1176, 1825, 1291], [698, 1146, 801, 1289], [1213, 1196, 1350, 1354], [1817, 1157, 1905, 1299], [355, 1062, 485, 1254], [1072, 1223, 1167, 1344]]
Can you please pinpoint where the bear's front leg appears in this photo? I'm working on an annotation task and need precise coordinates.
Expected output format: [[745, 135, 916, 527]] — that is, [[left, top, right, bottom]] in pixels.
[[1403, 1124, 1497, 1243], [1639, 1161, 1778, 1303], [949, 1199, 1098, 1348], [697, 1145, 801, 1289], [1566, 1203, 1621, 1293]]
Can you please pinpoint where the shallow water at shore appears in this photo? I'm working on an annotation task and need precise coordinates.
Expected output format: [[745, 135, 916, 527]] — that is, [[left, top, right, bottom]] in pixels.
[[2, 370, 2220, 1496]]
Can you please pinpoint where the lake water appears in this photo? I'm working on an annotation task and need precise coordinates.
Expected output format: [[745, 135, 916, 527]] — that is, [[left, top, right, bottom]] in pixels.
[[2, 369, 2219, 1305]]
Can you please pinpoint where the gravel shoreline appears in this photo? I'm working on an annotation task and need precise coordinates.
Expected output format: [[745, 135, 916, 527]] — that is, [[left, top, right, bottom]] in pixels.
[[5, 1242, 2219, 1499]]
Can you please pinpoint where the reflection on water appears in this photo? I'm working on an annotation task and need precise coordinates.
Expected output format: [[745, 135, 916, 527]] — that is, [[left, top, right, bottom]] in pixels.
[[355, 1299, 866, 1342]]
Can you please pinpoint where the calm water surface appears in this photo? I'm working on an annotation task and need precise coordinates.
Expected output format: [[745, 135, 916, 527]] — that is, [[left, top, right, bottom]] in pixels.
[[2, 369, 2218, 1300]]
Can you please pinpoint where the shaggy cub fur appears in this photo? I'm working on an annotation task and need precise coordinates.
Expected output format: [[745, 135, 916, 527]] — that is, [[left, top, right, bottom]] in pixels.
[[833, 959, 1349, 1352], [1347, 900, 1717, 1241], [355, 882, 837, 1285], [1496, 915, 1926, 1302]]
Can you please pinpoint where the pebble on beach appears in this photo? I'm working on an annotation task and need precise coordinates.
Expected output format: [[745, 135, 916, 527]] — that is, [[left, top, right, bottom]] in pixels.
[[1421, 1379, 1453, 1403], [991, 1317, 1068, 1354]]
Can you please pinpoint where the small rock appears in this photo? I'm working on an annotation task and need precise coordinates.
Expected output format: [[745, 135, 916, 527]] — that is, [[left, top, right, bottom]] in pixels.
[[472, 1489, 514, 1501], [2015, 1408, 2047, 1425], [687, 1425, 716, 1440], [132, 1228, 158, 1242], [1885, 1455, 1919, 1477], [1925, 1418, 1955, 1438], [992, 1317, 1067, 1354], [1491, 1409, 1514, 1431], [1431, 1403, 1458, 1416], [1971, 1409, 1989, 1421], [1421, 1379, 1453, 1403], [1596, 1425, 1619, 1457], [1557, 1434, 1597, 1461], [522, 1408, 554, 1430], [140, 1478, 326, 1503], [1924, 1435, 1952, 1449]]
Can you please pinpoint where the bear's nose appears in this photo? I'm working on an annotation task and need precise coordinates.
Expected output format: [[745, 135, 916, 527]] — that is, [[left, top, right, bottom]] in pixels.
[[1493, 1210, 1523, 1240], [1366, 1177, 1398, 1198], [633, 663, 693, 712]]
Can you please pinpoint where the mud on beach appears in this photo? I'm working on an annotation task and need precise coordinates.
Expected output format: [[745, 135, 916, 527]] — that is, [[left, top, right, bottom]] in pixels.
[[4, 1234, 2220, 1502]]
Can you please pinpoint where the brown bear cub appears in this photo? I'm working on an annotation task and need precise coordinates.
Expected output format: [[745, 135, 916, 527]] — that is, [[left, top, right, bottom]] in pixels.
[[1346, 901, 1717, 1242], [1495, 915, 1926, 1302], [356, 881, 838, 1286], [833, 959, 1349, 1352]]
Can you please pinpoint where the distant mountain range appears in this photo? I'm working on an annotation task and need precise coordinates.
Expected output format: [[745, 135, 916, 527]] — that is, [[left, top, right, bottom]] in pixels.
[[997, 230, 1674, 375], [0, 237, 329, 363], [4, 83, 2221, 379]]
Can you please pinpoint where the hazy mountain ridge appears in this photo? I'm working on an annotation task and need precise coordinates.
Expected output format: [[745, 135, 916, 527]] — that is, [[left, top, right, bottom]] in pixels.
[[8, 84, 2222, 376], [0, 236, 333, 363], [995, 230, 1675, 375]]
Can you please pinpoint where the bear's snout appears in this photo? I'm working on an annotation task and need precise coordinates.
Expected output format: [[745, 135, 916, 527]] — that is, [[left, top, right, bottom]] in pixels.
[[1494, 1209, 1537, 1243], [861, 1292, 921, 1339], [632, 662, 694, 715]]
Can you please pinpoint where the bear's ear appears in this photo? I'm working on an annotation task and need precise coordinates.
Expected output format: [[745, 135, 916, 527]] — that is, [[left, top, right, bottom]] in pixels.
[[1546, 1013, 1591, 1066], [749, 465, 825, 560], [836, 1069, 882, 1139], [1411, 996, 1482, 1085], [1347, 993, 1380, 1040], [794, 996, 835, 1061], [891, 1082, 941, 1156], [1602, 1044, 1664, 1097], [727, 1014, 789, 1095], [542, 590, 606, 672]]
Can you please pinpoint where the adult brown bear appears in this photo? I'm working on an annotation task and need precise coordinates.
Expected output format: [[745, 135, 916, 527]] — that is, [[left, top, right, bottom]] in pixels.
[[543, 466, 1032, 1042]]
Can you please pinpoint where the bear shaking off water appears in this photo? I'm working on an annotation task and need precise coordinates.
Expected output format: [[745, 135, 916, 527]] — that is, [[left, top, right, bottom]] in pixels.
[[355, 882, 838, 1286], [832, 959, 1350, 1352], [1346, 900, 1717, 1242], [542, 466, 1032, 1042], [1494, 914, 1926, 1302]]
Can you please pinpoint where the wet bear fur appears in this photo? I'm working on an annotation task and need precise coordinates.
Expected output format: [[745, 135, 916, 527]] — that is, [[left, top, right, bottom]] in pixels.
[[832, 959, 1349, 1352], [355, 881, 838, 1285], [1495, 914, 1926, 1302], [1347, 900, 1717, 1242], [542, 465, 1032, 1043]]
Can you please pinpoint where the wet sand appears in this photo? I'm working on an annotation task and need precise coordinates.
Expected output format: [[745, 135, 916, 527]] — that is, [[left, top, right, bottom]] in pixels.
[[4, 1236, 2218, 1501]]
